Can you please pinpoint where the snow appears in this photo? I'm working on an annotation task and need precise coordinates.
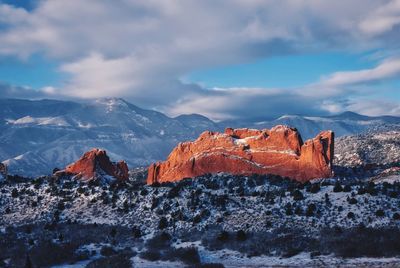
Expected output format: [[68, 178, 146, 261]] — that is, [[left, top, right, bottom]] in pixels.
[[0, 98, 216, 177], [7, 116, 70, 127]]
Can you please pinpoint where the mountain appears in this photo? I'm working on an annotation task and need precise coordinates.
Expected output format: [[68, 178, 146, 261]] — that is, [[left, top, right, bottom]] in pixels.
[[0, 98, 220, 176], [1, 97, 399, 177], [249, 112, 400, 139]]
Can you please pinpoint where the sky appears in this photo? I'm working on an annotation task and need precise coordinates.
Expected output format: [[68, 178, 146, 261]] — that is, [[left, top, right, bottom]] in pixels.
[[0, 0, 399, 120]]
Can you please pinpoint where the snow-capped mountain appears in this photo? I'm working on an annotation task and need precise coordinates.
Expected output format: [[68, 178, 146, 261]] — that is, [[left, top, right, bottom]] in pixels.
[[0, 98, 218, 176], [1, 97, 399, 177], [237, 112, 400, 139]]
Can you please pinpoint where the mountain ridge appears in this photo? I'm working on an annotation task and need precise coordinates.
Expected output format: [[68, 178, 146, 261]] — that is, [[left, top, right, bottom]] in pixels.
[[1, 97, 399, 177]]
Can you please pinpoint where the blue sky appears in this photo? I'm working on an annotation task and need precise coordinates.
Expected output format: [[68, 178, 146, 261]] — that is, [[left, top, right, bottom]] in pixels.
[[185, 52, 377, 89], [0, 0, 399, 119], [0, 54, 62, 89]]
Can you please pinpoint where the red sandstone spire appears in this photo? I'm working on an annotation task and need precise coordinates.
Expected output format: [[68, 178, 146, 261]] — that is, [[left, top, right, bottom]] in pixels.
[[57, 148, 129, 181]]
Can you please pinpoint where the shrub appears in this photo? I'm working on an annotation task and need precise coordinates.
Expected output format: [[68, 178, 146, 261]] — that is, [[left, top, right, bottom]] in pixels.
[[217, 231, 229, 242], [366, 182, 377, 195], [100, 246, 117, 256], [333, 182, 343, 192], [57, 201, 65, 210], [159, 217, 168, 230], [193, 214, 202, 224], [29, 241, 77, 267], [132, 226, 142, 238], [306, 204, 316, 217], [166, 247, 200, 264], [140, 249, 161, 261], [348, 197, 357, 205], [309, 183, 320, 194], [347, 212, 355, 219], [393, 213, 400, 220], [294, 206, 303, 215], [110, 228, 117, 238], [343, 185, 352, 192], [285, 207, 293, 215], [292, 190, 304, 201], [145, 232, 171, 250], [236, 230, 247, 241], [376, 209, 385, 217], [86, 253, 133, 267], [140, 188, 149, 196], [168, 185, 181, 198], [11, 188, 18, 198]]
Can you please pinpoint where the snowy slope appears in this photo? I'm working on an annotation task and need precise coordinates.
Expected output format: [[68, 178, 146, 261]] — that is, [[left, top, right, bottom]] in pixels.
[[0, 98, 220, 176]]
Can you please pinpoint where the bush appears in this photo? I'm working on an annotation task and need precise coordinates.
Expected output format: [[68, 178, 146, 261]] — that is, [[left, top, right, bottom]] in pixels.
[[193, 214, 202, 224], [57, 201, 65, 210], [376, 209, 385, 217], [140, 188, 149, 196], [333, 182, 343, 192], [140, 250, 161, 261], [309, 183, 320, 194], [159, 217, 168, 230], [145, 232, 171, 250], [292, 190, 304, 201], [29, 241, 77, 267], [347, 212, 355, 219], [343, 185, 352, 192], [285, 207, 293, 215], [393, 213, 400, 220], [100, 246, 117, 256], [236, 230, 247, 241], [306, 204, 316, 217], [217, 231, 229, 242], [168, 185, 181, 198], [132, 226, 142, 238], [322, 227, 400, 258], [86, 254, 132, 267], [348, 197, 357, 205], [11, 188, 18, 198], [166, 247, 200, 264], [366, 182, 377, 195]]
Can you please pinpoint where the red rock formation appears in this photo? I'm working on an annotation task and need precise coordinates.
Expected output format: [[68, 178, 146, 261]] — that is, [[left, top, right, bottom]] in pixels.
[[147, 125, 334, 184], [0, 162, 7, 178], [56, 148, 129, 181]]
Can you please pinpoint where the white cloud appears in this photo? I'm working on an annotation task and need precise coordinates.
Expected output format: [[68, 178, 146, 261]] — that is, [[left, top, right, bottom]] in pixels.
[[0, 0, 399, 118], [359, 0, 400, 36], [347, 98, 400, 116], [320, 58, 400, 86]]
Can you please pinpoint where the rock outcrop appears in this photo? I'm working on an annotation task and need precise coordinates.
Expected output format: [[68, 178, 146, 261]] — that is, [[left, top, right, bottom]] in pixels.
[[56, 148, 129, 181], [147, 125, 334, 184], [0, 162, 7, 177]]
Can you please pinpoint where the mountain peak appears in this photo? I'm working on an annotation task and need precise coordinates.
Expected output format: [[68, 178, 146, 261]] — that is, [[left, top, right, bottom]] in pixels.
[[331, 111, 369, 120]]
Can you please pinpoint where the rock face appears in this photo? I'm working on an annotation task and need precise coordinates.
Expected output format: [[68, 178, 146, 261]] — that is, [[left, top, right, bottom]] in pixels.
[[56, 148, 129, 181], [0, 162, 7, 176], [147, 125, 334, 184]]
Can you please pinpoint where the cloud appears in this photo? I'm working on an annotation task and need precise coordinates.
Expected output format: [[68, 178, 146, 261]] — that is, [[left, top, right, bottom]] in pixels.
[[0, 0, 399, 119], [319, 58, 400, 86], [167, 87, 328, 121], [346, 98, 400, 116], [0, 82, 57, 99], [359, 0, 400, 36]]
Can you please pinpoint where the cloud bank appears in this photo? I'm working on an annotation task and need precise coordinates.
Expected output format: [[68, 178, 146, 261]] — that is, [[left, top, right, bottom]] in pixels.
[[0, 0, 399, 119]]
